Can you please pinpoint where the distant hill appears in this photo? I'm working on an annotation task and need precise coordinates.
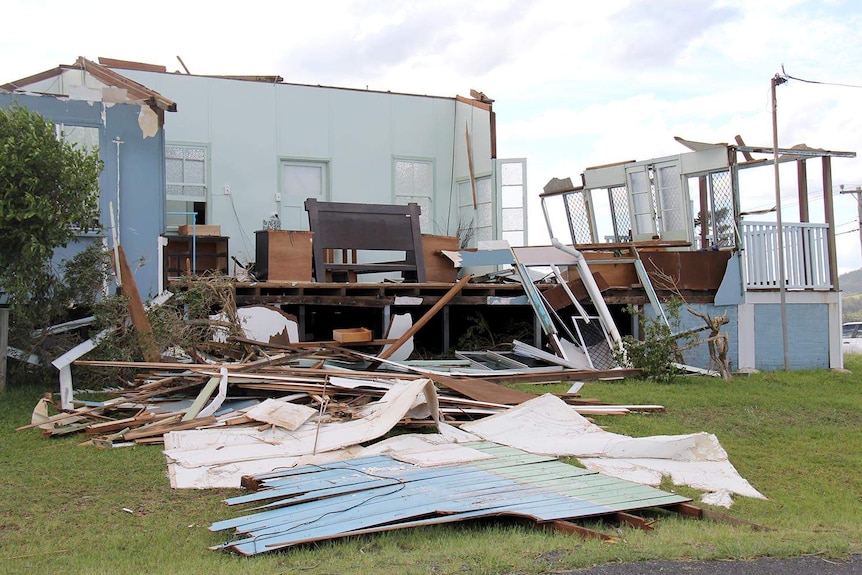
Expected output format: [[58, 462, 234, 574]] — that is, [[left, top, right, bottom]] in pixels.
[[840, 269, 862, 295], [840, 269, 862, 322]]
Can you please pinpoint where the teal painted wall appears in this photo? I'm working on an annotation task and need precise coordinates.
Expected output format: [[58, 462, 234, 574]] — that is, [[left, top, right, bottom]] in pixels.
[[119, 70, 481, 265]]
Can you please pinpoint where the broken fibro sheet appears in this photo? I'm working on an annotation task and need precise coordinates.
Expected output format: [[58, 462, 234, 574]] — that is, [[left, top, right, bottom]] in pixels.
[[163, 378, 443, 489], [460, 394, 766, 506], [165, 382, 763, 507]]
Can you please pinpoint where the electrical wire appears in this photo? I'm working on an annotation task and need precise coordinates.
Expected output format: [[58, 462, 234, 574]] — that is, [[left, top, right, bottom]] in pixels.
[[781, 66, 862, 90]]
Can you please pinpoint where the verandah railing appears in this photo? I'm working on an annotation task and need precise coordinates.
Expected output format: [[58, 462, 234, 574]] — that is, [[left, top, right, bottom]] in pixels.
[[741, 221, 831, 290]]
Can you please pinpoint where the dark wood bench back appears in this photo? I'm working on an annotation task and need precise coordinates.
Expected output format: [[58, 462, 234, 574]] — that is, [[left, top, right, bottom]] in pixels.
[[304, 199, 427, 282]]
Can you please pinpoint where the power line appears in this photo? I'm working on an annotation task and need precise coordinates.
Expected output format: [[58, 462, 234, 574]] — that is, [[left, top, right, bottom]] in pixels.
[[781, 66, 862, 90]]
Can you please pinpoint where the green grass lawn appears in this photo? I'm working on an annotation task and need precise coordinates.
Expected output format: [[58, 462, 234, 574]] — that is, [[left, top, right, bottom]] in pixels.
[[1, 358, 860, 575]]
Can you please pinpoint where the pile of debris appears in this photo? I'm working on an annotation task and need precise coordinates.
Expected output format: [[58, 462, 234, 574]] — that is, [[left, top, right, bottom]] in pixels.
[[25, 341, 650, 480], [16, 243, 760, 553], [22, 341, 766, 553]]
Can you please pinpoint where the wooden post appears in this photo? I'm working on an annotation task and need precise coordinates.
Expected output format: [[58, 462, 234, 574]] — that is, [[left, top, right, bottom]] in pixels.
[[377, 274, 472, 361], [113, 245, 161, 362], [698, 175, 708, 249], [797, 159, 810, 283], [797, 159, 809, 222], [822, 156, 839, 291], [0, 305, 8, 393]]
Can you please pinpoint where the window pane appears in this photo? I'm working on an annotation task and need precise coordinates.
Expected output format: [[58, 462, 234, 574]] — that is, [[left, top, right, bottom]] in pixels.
[[478, 202, 493, 227], [502, 186, 522, 208], [502, 207, 523, 231], [185, 147, 205, 161], [166, 145, 207, 204], [184, 159, 205, 184], [183, 185, 206, 199], [61, 125, 99, 151], [477, 177, 492, 204], [395, 162, 413, 193], [283, 164, 323, 198], [166, 158, 183, 183], [503, 230, 523, 245], [394, 159, 433, 232], [501, 162, 523, 186]]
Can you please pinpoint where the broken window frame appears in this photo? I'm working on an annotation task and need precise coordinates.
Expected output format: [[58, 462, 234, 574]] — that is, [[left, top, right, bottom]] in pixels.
[[625, 159, 691, 242], [56, 123, 102, 229], [690, 169, 737, 249]]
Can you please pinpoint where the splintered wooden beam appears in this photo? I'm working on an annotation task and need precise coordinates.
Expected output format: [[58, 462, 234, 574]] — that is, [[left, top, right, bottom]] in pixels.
[[113, 245, 160, 362], [376, 274, 472, 362], [546, 519, 616, 541], [465, 124, 478, 209], [735, 135, 755, 161], [668, 502, 773, 531], [614, 511, 656, 531]]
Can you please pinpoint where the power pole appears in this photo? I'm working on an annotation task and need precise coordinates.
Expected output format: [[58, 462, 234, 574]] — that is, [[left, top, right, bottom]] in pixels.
[[772, 73, 790, 371], [839, 185, 862, 270]]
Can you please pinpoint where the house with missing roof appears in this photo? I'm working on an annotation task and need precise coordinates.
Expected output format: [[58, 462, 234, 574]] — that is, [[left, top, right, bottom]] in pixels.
[[4, 56, 525, 295], [4, 56, 852, 372], [109, 58, 528, 283]]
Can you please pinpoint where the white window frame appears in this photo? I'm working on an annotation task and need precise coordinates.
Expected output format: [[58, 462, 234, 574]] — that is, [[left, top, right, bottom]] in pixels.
[[495, 158, 527, 247], [165, 144, 208, 232], [393, 157, 434, 233], [166, 144, 208, 203]]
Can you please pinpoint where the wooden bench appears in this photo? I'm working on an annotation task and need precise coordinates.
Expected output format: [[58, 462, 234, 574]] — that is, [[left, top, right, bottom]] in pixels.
[[304, 199, 427, 283]]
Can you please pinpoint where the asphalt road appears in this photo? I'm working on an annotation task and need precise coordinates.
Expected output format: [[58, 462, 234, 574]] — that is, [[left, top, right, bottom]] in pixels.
[[565, 555, 862, 575]]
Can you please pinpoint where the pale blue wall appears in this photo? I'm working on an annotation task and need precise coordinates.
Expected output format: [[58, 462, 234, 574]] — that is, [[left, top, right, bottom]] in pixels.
[[645, 302, 740, 372], [0, 93, 166, 299], [645, 300, 831, 372], [753, 303, 829, 370]]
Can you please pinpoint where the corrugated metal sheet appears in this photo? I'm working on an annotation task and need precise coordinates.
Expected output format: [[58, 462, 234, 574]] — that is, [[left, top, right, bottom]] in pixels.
[[211, 442, 691, 555]]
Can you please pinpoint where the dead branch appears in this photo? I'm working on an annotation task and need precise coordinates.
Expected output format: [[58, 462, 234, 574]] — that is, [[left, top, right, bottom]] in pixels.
[[646, 260, 733, 380]]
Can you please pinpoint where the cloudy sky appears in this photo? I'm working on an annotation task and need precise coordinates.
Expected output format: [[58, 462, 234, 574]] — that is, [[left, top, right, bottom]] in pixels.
[[4, 0, 862, 271]]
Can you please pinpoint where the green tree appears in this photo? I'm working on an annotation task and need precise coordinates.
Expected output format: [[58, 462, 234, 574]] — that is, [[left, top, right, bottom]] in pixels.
[[0, 103, 104, 370]]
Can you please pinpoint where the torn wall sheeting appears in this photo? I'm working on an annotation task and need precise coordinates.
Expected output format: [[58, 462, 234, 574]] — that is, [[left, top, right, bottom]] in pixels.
[[211, 442, 691, 555], [211, 305, 299, 345], [460, 394, 766, 503], [163, 378, 439, 488]]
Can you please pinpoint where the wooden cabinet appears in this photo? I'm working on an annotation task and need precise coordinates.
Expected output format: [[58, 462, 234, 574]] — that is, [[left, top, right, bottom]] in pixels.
[[163, 235, 229, 284], [255, 230, 313, 281], [421, 234, 458, 283]]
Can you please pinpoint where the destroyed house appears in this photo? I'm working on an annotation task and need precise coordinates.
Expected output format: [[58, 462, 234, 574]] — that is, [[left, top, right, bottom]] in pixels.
[[5, 56, 527, 294], [1, 57, 176, 299], [539, 137, 855, 371], [97, 58, 528, 288]]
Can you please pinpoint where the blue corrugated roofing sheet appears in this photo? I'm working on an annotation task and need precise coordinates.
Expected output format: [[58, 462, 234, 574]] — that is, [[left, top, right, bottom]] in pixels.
[[211, 442, 691, 555]]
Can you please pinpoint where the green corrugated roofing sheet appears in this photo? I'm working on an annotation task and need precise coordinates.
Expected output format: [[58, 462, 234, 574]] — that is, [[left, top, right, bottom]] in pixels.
[[211, 442, 691, 555]]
